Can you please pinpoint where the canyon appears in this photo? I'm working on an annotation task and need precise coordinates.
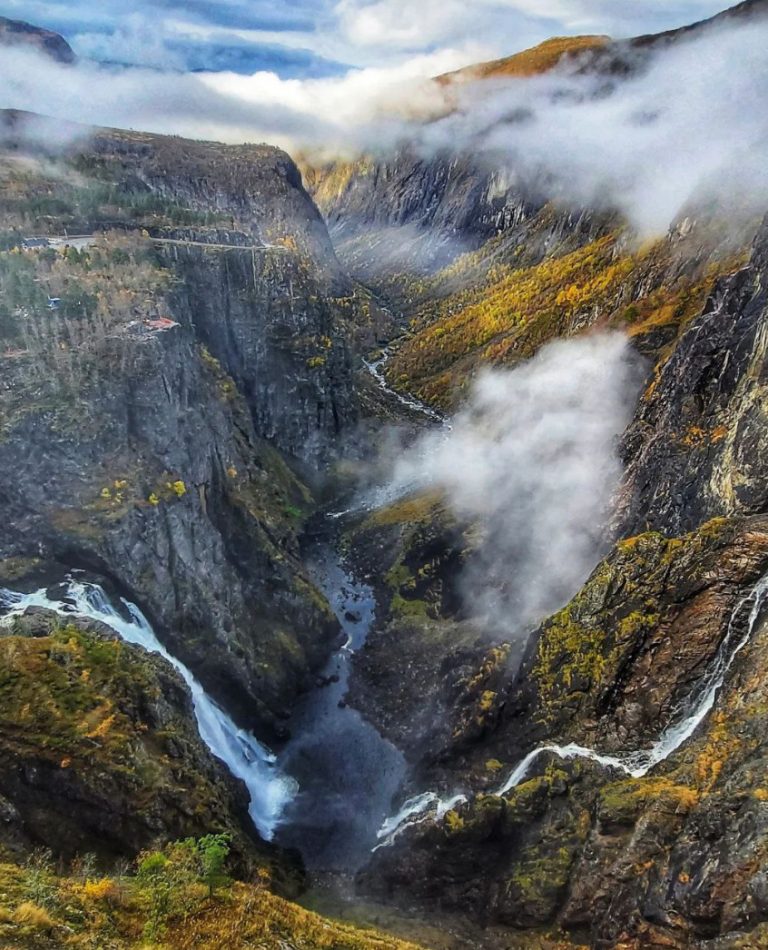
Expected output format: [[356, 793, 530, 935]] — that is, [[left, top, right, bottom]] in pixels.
[[3, 2, 768, 948]]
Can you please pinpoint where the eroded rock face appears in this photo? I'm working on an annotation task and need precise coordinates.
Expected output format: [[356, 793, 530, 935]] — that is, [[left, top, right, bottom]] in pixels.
[[0, 323, 339, 738], [306, 149, 611, 291], [85, 129, 360, 466], [355, 218, 768, 946], [362, 516, 768, 947], [618, 219, 768, 536], [163, 242, 355, 465], [0, 124, 372, 738]]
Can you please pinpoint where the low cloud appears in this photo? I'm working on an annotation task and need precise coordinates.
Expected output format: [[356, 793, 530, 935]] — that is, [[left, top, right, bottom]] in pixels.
[[405, 19, 768, 235], [2, 13, 767, 236], [0, 43, 471, 150], [388, 333, 643, 638]]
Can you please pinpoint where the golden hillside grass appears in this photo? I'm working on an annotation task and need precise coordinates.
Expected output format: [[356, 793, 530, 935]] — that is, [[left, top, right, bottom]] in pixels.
[[439, 35, 610, 84], [0, 857, 425, 950]]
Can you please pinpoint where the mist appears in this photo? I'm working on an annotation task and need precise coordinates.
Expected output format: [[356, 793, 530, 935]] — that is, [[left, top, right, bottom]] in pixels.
[[408, 20, 768, 235], [387, 332, 643, 639], [2, 14, 768, 236]]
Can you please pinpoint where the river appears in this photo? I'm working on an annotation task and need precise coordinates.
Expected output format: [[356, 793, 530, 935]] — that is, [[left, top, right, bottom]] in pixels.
[[0, 538, 408, 869]]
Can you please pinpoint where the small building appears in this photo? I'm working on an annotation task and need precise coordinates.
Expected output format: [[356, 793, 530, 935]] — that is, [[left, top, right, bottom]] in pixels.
[[22, 237, 50, 250], [47, 297, 61, 311], [143, 317, 179, 332]]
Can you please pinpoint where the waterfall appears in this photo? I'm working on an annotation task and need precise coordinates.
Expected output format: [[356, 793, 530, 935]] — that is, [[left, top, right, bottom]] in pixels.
[[377, 571, 768, 845], [363, 352, 444, 424], [0, 579, 296, 841], [374, 792, 468, 850]]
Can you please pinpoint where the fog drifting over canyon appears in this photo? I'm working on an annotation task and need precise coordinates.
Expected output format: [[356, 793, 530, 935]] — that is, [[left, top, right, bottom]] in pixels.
[[387, 332, 643, 638], [2, 15, 768, 235]]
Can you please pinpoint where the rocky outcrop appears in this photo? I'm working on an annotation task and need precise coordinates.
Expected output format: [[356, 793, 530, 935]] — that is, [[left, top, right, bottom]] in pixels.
[[82, 128, 361, 465], [0, 122, 377, 738], [362, 515, 768, 947], [349, 214, 768, 948], [344, 493, 494, 770], [618, 217, 768, 536], [0, 317, 339, 739]]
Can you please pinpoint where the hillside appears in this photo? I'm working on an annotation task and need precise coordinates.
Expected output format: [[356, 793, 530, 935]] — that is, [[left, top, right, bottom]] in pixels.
[[438, 36, 610, 84]]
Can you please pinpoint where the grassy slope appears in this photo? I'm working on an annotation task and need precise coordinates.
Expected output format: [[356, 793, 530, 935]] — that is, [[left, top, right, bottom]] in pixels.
[[0, 859, 425, 950], [384, 232, 742, 409], [438, 35, 610, 83]]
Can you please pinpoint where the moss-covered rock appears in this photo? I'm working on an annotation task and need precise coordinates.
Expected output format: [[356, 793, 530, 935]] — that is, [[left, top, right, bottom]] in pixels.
[[361, 511, 768, 946], [0, 611, 267, 871]]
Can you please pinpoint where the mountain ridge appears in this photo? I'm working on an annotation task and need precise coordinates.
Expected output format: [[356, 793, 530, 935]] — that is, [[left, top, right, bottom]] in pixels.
[[0, 15, 74, 63]]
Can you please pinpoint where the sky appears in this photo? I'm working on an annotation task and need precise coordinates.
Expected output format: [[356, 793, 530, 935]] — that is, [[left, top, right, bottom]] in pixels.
[[0, 0, 735, 77]]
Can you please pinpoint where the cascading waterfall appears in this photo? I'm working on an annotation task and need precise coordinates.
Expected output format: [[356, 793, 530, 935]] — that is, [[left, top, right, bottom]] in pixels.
[[363, 352, 444, 424], [0, 579, 295, 841], [374, 792, 468, 850], [376, 571, 768, 847]]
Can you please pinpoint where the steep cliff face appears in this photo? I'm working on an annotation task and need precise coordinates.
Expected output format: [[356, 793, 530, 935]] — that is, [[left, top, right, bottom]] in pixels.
[[81, 128, 362, 464], [163, 241, 356, 464], [306, 153, 547, 278], [363, 515, 768, 947], [0, 309, 338, 737], [0, 122, 368, 738], [618, 220, 768, 536], [354, 220, 768, 947]]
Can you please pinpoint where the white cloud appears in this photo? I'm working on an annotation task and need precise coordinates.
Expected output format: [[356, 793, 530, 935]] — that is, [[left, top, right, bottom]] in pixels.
[[330, 0, 730, 60], [387, 333, 642, 638], [407, 18, 768, 234], [0, 0, 733, 73], [72, 15, 186, 69], [2, 11, 767, 236]]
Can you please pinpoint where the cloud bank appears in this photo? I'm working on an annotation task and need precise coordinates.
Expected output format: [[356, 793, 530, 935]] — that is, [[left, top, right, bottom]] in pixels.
[[0, 0, 731, 73], [2, 12, 768, 235], [388, 333, 643, 639], [409, 19, 768, 234]]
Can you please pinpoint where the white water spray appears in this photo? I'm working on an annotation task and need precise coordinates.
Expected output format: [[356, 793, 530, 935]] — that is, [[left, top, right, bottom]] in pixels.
[[374, 791, 468, 849], [0, 580, 296, 841], [377, 572, 768, 844], [363, 352, 444, 425]]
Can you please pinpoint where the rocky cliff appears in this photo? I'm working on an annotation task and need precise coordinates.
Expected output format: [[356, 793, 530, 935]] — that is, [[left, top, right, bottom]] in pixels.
[[347, 162, 768, 950], [0, 608, 263, 868], [290, 5, 768, 945], [5, 3, 768, 947], [0, 120, 370, 741]]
